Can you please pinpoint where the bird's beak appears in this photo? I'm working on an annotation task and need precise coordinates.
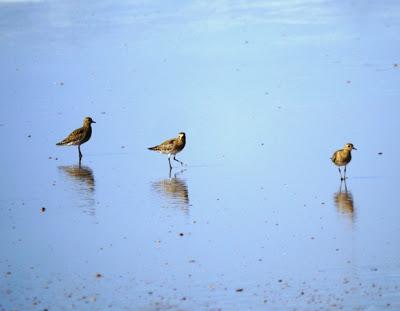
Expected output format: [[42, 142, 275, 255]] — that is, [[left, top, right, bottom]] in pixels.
[[92, 120, 96, 123], [352, 147, 357, 150]]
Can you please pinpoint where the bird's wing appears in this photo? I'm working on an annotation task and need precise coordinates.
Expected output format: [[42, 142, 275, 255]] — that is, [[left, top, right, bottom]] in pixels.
[[57, 127, 85, 145], [148, 138, 176, 152], [331, 150, 339, 162]]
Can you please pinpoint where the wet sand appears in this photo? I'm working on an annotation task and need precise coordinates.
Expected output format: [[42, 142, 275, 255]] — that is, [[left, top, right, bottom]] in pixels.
[[1, 1, 400, 310]]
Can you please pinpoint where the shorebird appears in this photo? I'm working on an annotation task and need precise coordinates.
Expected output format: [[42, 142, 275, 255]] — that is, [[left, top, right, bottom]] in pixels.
[[56, 117, 96, 165], [331, 143, 357, 180], [148, 132, 186, 170]]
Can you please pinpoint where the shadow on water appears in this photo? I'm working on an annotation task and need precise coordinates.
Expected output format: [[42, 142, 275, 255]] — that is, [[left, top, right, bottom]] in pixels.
[[58, 165, 96, 216], [152, 169, 190, 215], [333, 180, 355, 224]]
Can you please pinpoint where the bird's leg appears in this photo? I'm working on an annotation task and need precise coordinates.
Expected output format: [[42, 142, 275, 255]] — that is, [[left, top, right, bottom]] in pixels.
[[168, 154, 172, 170], [173, 156, 184, 166], [338, 167, 343, 180], [168, 166, 172, 179], [78, 145, 83, 167], [344, 166, 347, 180]]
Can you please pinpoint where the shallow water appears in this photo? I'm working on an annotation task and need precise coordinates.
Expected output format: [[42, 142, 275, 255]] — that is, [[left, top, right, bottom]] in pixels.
[[1, 1, 400, 310]]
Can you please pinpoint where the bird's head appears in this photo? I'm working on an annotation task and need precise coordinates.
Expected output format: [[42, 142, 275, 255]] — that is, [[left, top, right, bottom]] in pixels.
[[345, 143, 357, 151], [83, 117, 96, 125], [178, 132, 186, 139]]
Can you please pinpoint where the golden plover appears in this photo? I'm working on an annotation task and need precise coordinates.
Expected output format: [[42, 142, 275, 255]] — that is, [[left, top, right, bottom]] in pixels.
[[148, 132, 186, 169], [331, 143, 357, 180], [56, 117, 96, 165]]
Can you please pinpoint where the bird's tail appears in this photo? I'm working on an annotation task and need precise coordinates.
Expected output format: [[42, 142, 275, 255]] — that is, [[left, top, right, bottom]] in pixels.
[[56, 139, 67, 146]]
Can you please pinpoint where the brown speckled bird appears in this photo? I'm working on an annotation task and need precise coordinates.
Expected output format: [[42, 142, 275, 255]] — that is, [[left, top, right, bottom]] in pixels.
[[148, 132, 186, 170], [331, 143, 357, 180], [56, 117, 96, 165]]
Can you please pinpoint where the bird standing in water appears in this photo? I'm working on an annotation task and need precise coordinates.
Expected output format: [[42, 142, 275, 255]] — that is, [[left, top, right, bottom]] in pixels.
[[331, 143, 357, 180], [56, 117, 96, 166], [148, 132, 186, 170]]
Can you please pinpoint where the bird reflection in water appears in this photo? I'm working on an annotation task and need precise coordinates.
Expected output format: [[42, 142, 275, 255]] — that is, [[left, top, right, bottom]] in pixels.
[[58, 165, 96, 216], [334, 180, 355, 223], [152, 170, 189, 215]]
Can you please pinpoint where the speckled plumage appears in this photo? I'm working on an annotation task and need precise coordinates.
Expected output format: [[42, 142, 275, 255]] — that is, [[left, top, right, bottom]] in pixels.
[[148, 132, 186, 169], [57, 117, 96, 165], [57, 117, 95, 146], [331, 143, 357, 180]]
